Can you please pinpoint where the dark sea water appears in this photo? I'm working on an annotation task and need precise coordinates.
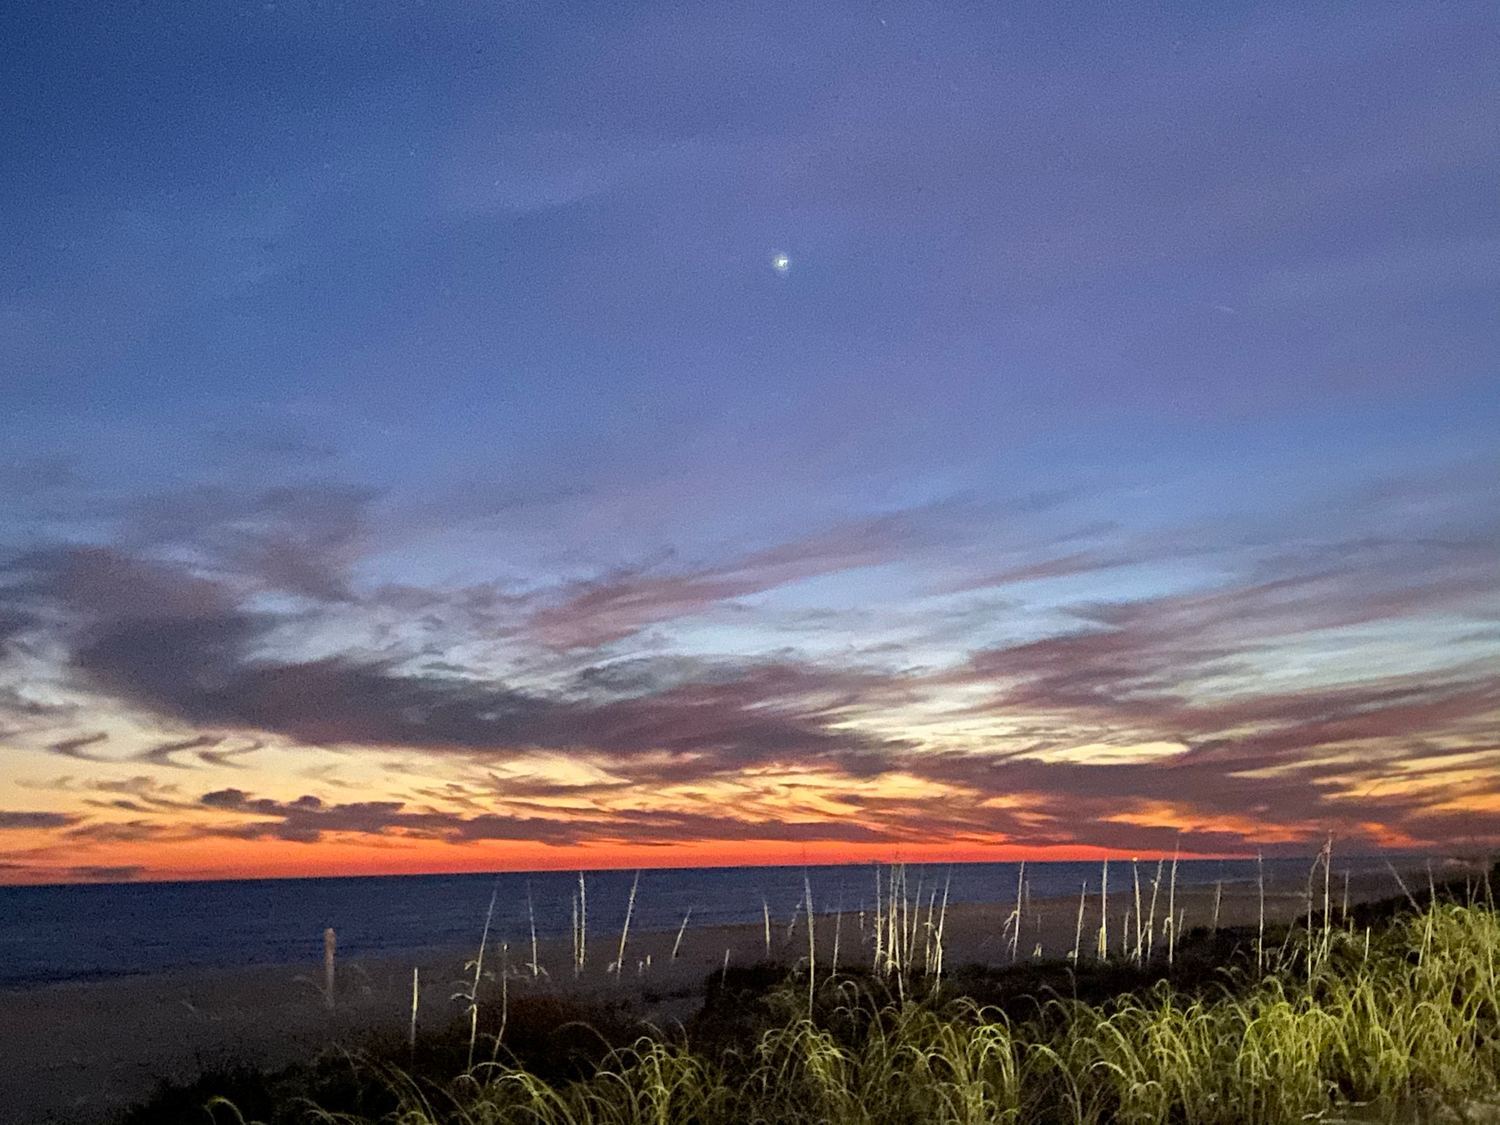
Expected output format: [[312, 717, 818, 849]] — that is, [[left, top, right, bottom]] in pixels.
[[0, 856, 1417, 987]]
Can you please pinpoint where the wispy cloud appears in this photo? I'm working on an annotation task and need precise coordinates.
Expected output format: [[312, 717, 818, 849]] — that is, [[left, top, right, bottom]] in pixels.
[[136, 735, 224, 769], [0, 811, 79, 829], [45, 732, 110, 761], [526, 513, 934, 649]]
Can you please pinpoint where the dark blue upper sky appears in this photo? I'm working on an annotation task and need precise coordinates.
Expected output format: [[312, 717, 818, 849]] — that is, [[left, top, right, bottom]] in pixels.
[[0, 0, 1496, 879]]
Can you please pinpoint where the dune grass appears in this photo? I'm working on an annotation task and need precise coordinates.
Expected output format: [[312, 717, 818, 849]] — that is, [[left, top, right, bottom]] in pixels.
[[125, 869, 1500, 1125]]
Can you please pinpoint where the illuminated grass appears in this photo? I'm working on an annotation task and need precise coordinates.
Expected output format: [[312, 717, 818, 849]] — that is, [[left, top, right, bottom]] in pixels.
[[128, 876, 1500, 1125]]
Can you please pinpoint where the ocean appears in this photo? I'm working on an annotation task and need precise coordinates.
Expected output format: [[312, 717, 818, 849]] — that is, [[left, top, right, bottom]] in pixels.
[[0, 856, 1416, 987]]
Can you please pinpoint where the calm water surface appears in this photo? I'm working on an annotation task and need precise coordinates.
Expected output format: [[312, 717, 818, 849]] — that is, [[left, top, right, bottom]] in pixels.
[[0, 856, 1418, 986]]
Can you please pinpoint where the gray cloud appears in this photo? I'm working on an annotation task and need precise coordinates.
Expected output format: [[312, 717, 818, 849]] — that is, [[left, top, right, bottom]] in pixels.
[[197, 786, 896, 847], [45, 732, 110, 761], [66, 865, 144, 882], [136, 734, 224, 769], [0, 810, 79, 829], [118, 481, 380, 603], [526, 510, 943, 650], [1, 545, 910, 777], [0, 454, 81, 499]]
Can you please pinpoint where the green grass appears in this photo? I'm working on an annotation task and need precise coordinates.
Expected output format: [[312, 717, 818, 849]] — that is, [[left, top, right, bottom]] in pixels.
[[122, 878, 1500, 1125]]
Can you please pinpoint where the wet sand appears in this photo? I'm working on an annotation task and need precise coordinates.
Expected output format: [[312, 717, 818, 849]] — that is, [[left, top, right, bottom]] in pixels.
[[0, 865, 1422, 1124]]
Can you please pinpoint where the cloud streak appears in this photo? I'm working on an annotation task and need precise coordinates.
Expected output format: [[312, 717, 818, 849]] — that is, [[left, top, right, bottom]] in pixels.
[[0, 811, 79, 830], [2, 456, 1498, 876], [525, 512, 939, 649]]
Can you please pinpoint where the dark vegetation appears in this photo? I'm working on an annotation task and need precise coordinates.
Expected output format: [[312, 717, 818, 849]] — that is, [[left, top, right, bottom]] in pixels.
[[114, 864, 1499, 1125]]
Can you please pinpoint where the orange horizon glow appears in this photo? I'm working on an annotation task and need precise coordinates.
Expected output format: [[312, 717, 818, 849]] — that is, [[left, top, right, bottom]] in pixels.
[[0, 834, 1411, 887]]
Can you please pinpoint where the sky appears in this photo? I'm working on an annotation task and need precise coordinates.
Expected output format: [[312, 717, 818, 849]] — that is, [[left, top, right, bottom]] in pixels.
[[1, 0, 1497, 884]]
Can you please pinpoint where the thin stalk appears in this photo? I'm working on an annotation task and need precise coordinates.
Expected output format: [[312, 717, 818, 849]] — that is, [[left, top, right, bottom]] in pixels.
[[527, 883, 539, 978], [887, 866, 903, 978], [1098, 858, 1109, 961], [408, 967, 418, 1060], [1257, 851, 1266, 974], [894, 870, 906, 972], [465, 880, 498, 1071], [1028, 879, 1039, 957], [1321, 837, 1333, 970], [919, 889, 934, 968], [612, 870, 639, 977], [491, 942, 508, 1061], [1145, 859, 1163, 963], [831, 899, 842, 981], [1386, 859, 1420, 912], [1305, 853, 1317, 979], [577, 872, 587, 972], [671, 908, 692, 961], [889, 865, 899, 970], [1071, 881, 1087, 963], [1132, 861, 1144, 964], [933, 870, 951, 989], [804, 871, 816, 1019], [763, 897, 773, 959], [907, 870, 924, 968], [1009, 861, 1026, 963], [1167, 842, 1179, 966]]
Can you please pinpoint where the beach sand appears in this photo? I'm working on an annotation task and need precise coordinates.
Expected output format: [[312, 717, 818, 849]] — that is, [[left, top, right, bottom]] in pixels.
[[0, 864, 1423, 1124]]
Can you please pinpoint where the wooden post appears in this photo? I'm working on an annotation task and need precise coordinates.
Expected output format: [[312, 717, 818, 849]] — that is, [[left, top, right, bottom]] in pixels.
[[323, 927, 336, 1010]]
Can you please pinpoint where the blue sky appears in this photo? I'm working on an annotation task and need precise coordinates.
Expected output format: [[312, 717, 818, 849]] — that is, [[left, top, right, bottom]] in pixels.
[[0, 0, 1496, 881]]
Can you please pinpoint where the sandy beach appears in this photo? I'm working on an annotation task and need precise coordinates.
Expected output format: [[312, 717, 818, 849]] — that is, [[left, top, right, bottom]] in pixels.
[[0, 864, 1426, 1124]]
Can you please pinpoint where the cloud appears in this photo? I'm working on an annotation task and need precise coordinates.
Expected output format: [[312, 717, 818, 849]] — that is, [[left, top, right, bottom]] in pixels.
[[136, 734, 223, 769], [195, 740, 263, 769], [0, 811, 79, 829], [70, 608, 909, 773], [205, 420, 338, 465], [887, 660, 1500, 852], [118, 481, 380, 603], [953, 535, 1500, 725], [1, 545, 909, 777], [0, 860, 143, 883], [3, 461, 1498, 861], [66, 865, 143, 882], [8, 546, 235, 623], [526, 513, 927, 649], [441, 127, 669, 214], [0, 608, 37, 654], [0, 454, 81, 499], [45, 732, 110, 761], [196, 786, 898, 847], [911, 520, 1500, 847], [937, 551, 1123, 593]]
